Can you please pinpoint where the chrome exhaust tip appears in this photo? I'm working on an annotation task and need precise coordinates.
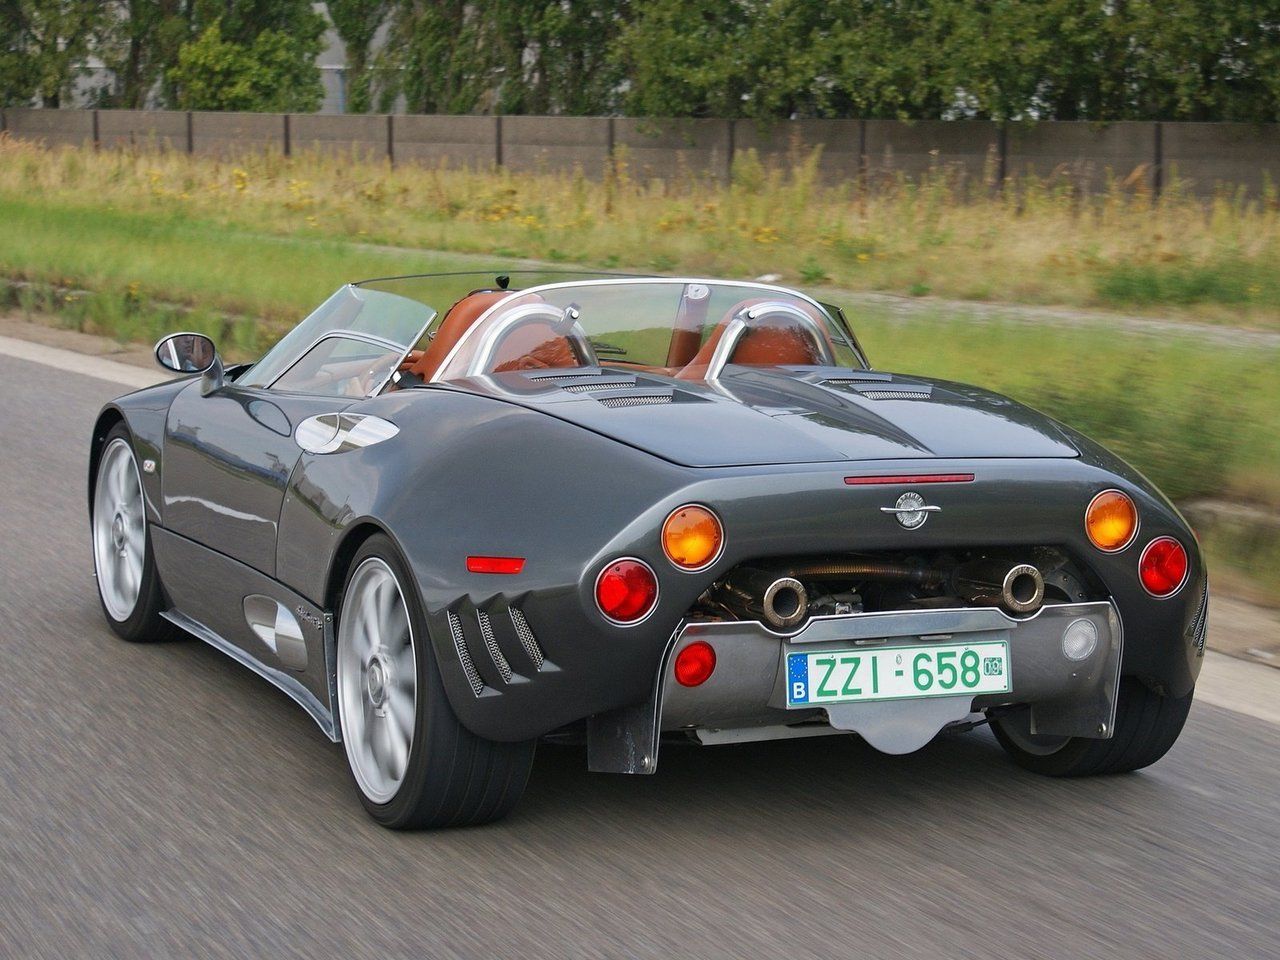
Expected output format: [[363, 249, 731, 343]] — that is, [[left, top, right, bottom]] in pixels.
[[762, 577, 808, 630], [1001, 564, 1045, 615]]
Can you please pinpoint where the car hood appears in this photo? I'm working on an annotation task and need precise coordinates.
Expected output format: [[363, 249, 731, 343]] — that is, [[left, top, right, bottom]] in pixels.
[[436, 365, 1079, 467]]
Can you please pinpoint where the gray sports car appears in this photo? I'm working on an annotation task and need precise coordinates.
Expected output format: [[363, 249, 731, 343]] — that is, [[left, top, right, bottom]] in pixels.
[[90, 272, 1206, 828]]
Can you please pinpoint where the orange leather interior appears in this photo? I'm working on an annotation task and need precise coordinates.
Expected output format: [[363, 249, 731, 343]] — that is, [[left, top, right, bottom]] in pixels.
[[407, 291, 511, 380], [492, 324, 580, 372], [405, 290, 582, 379], [677, 298, 831, 380]]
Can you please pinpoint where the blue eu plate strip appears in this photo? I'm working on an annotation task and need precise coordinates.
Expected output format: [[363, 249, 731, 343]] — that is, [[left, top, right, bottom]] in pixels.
[[787, 653, 809, 705]]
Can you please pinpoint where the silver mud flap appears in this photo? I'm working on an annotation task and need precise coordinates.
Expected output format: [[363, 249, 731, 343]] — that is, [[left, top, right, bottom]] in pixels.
[[587, 602, 1122, 774]]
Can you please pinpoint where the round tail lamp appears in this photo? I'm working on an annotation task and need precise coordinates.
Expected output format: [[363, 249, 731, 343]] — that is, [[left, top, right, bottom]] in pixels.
[[595, 559, 659, 624], [662, 505, 724, 571], [674, 641, 716, 687], [1085, 490, 1138, 552], [1139, 537, 1188, 597]]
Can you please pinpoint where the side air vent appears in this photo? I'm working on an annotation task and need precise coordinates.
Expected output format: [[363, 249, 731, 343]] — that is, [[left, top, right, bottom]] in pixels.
[[448, 611, 485, 697], [1189, 587, 1208, 655], [600, 394, 673, 408], [476, 609, 513, 683], [510, 607, 545, 670]]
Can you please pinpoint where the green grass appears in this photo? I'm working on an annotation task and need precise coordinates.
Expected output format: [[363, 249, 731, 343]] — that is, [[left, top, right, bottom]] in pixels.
[[0, 198, 494, 324], [856, 308, 1280, 506], [5, 194, 1276, 512], [8, 137, 1280, 328]]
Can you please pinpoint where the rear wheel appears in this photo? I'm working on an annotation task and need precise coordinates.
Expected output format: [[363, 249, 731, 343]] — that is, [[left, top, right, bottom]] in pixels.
[[991, 677, 1193, 776], [335, 534, 535, 828], [91, 425, 177, 642]]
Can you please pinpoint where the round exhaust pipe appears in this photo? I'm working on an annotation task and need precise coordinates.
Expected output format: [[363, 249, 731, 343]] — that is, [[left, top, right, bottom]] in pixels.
[[953, 560, 1046, 616], [999, 564, 1045, 615], [762, 577, 808, 630]]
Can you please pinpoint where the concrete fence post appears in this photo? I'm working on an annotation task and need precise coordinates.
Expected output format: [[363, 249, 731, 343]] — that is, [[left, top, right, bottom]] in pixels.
[[997, 122, 1008, 190], [726, 118, 736, 182], [857, 119, 868, 191], [1153, 120, 1164, 200]]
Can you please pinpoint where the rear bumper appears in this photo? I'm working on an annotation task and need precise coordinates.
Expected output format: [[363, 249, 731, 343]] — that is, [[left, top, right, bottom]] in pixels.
[[587, 601, 1122, 773]]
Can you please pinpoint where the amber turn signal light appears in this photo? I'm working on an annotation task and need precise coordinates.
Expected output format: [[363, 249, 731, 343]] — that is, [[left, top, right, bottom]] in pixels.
[[661, 504, 724, 571], [1085, 489, 1138, 552]]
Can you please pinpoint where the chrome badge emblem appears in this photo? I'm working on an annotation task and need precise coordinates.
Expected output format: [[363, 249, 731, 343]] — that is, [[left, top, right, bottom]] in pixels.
[[881, 491, 941, 529]]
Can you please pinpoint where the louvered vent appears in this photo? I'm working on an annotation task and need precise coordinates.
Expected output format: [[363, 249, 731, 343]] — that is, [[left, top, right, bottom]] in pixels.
[[527, 370, 602, 381], [476, 609, 512, 683], [599, 394, 673, 408], [1189, 588, 1209, 654], [510, 607, 545, 670], [447, 611, 485, 697], [562, 380, 635, 393], [857, 389, 932, 400]]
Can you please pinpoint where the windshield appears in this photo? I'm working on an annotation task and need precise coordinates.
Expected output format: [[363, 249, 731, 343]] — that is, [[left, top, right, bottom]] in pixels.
[[237, 285, 435, 389], [354, 275, 863, 383]]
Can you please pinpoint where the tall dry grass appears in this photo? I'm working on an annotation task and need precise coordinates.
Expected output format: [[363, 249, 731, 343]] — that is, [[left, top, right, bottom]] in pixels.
[[3, 135, 1280, 327]]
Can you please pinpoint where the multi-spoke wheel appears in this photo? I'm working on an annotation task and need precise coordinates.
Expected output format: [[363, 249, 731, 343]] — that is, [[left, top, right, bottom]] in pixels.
[[335, 534, 536, 829], [90, 424, 176, 641], [338, 557, 417, 804]]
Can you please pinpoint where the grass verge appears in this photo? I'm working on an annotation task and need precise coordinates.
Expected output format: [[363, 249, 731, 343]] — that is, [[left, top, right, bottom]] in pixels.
[[6, 136, 1280, 327]]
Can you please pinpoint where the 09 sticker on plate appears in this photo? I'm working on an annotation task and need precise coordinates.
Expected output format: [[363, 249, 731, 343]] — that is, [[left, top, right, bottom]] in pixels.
[[786, 641, 1011, 707]]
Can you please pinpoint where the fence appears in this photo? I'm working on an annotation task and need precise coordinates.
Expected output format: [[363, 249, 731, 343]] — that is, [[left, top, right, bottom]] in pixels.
[[2, 107, 1278, 197]]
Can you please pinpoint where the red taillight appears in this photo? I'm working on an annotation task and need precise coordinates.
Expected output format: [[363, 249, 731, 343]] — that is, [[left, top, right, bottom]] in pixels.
[[844, 473, 974, 485], [1139, 537, 1188, 597], [595, 559, 658, 624], [466, 555, 525, 574], [674, 641, 716, 687]]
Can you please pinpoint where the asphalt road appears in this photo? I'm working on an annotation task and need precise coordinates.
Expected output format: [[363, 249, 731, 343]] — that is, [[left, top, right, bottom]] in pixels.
[[2, 351, 1278, 960]]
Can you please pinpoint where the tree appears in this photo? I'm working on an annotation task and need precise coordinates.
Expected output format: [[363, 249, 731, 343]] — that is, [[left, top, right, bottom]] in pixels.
[[327, 0, 390, 113], [167, 19, 324, 112], [95, 0, 188, 108], [0, 0, 105, 107]]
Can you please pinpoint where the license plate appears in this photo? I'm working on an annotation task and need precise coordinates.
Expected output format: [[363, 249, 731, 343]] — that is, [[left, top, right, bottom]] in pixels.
[[786, 641, 1010, 706]]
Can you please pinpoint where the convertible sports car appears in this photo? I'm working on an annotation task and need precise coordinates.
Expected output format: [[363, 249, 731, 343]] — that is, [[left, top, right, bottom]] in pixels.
[[90, 272, 1206, 828]]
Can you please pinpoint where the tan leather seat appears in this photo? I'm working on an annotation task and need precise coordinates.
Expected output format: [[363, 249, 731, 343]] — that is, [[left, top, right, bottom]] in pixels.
[[406, 291, 511, 380], [677, 298, 832, 380]]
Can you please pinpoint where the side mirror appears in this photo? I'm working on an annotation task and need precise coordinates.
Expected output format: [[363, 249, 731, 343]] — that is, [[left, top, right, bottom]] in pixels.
[[155, 332, 224, 395]]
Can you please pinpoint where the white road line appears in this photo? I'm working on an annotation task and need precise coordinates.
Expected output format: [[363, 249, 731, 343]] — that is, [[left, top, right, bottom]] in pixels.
[[1196, 651, 1280, 726], [0, 335, 167, 389], [1, 333, 1277, 726]]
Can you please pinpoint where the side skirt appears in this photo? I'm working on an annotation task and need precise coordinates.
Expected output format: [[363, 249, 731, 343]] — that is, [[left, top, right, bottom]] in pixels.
[[161, 609, 340, 743]]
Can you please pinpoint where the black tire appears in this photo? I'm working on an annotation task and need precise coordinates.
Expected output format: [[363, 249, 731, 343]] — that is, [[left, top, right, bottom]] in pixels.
[[991, 676, 1193, 777], [91, 424, 179, 643], [336, 533, 535, 829]]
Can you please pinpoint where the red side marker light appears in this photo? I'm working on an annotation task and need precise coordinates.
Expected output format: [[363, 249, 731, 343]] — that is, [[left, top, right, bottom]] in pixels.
[[845, 473, 975, 486], [674, 641, 716, 687], [467, 556, 526, 575]]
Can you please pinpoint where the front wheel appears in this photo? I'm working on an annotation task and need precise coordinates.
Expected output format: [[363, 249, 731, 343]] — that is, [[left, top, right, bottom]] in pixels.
[[991, 677, 1193, 777], [335, 534, 534, 829], [91, 425, 177, 642]]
